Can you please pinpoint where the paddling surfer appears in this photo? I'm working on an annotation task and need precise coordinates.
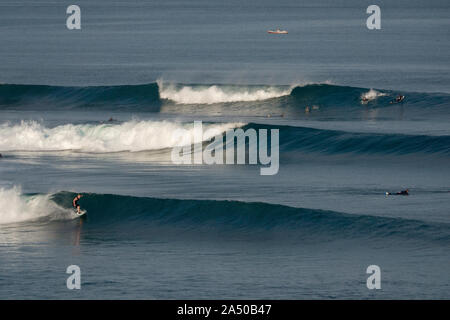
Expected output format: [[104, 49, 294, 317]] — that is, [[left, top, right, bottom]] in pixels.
[[386, 189, 409, 196]]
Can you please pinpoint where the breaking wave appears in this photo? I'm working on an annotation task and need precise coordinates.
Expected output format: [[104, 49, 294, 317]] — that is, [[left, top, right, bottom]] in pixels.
[[0, 82, 448, 112], [0, 187, 73, 224], [0, 120, 243, 152], [158, 81, 292, 104], [3, 190, 448, 243]]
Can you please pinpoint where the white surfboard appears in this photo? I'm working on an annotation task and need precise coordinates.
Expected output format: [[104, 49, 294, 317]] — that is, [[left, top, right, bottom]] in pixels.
[[76, 209, 87, 217]]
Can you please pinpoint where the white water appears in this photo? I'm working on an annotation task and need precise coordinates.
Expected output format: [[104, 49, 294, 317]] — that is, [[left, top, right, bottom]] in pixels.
[[0, 120, 243, 152], [0, 187, 71, 224], [361, 89, 386, 102], [159, 82, 292, 104]]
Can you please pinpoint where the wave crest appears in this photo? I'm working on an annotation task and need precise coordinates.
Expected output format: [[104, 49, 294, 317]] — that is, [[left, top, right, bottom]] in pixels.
[[0, 120, 243, 152], [158, 81, 292, 104]]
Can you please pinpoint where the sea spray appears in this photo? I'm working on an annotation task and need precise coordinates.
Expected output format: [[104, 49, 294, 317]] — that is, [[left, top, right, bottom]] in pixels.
[[361, 89, 387, 102], [0, 187, 71, 224], [158, 81, 292, 104]]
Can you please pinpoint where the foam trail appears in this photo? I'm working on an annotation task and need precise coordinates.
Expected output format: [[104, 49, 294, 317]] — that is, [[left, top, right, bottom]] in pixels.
[[361, 89, 386, 102], [159, 81, 292, 104], [0, 120, 243, 152], [0, 187, 72, 224]]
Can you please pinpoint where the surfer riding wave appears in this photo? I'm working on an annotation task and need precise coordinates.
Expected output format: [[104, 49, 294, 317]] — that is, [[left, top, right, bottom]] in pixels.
[[72, 194, 83, 214]]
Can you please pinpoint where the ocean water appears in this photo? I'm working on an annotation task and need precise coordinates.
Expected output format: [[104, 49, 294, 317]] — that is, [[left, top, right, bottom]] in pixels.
[[0, 0, 449, 299]]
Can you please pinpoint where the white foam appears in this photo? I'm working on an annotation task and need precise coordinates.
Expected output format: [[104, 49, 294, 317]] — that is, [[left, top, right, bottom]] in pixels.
[[0, 120, 243, 152], [159, 81, 292, 104], [0, 187, 71, 224], [361, 89, 386, 101]]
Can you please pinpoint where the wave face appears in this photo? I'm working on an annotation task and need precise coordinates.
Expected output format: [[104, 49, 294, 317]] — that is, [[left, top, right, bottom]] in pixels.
[[0, 82, 449, 112], [0, 83, 161, 110], [0, 120, 242, 152], [244, 123, 450, 156], [4, 188, 448, 243], [14, 191, 443, 242]]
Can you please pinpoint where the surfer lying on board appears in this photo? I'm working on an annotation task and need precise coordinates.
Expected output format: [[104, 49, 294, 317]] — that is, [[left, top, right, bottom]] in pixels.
[[390, 95, 405, 104], [72, 194, 83, 214], [386, 189, 409, 196]]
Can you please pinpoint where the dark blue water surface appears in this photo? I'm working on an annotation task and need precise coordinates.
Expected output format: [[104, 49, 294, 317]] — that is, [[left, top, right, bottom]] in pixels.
[[0, 0, 449, 299]]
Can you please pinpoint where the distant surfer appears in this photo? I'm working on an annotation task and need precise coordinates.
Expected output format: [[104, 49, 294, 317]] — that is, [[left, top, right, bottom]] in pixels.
[[100, 117, 116, 124], [390, 95, 405, 104], [386, 189, 409, 196], [72, 194, 83, 214]]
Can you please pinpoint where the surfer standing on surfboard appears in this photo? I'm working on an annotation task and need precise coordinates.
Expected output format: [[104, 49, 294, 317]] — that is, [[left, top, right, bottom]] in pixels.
[[72, 194, 83, 214]]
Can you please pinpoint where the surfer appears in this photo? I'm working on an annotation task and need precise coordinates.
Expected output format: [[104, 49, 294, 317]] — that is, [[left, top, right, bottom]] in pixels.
[[396, 95, 404, 102], [390, 95, 405, 104], [72, 194, 83, 214], [100, 117, 116, 124], [386, 189, 409, 196]]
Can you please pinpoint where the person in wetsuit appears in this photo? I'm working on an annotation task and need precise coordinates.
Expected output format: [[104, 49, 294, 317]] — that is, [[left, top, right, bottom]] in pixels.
[[390, 95, 405, 104], [396, 189, 409, 195], [387, 189, 409, 196], [72, 194, 83, 214]]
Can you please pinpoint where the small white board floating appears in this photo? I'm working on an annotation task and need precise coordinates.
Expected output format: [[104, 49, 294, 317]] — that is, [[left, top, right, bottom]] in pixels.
[[267, 29, 288, 34]]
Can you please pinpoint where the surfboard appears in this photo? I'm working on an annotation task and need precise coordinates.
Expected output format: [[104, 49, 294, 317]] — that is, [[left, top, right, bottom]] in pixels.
[[76, 209, 87, 217]]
